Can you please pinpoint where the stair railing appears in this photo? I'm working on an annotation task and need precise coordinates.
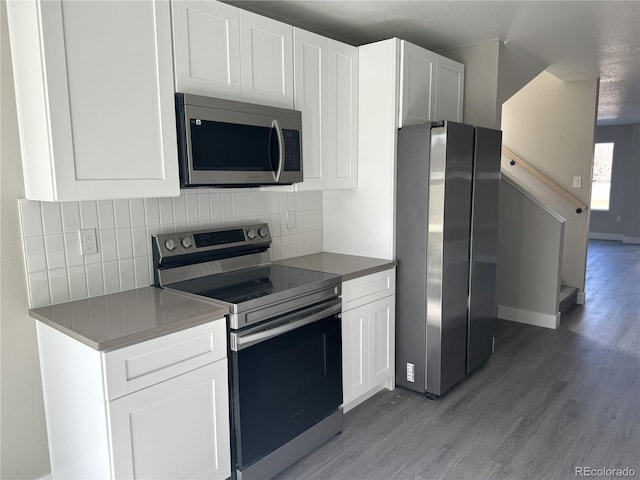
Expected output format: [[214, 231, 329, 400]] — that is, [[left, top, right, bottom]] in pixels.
[[502, 146, 588, 214]]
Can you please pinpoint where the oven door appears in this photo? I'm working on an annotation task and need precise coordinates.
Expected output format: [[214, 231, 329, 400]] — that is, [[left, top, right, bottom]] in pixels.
[[229, 299, 342, 471]]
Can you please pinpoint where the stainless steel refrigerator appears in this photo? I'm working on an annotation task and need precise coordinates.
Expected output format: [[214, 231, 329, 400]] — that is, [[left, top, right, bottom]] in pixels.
[[395, 121, 502, 397]]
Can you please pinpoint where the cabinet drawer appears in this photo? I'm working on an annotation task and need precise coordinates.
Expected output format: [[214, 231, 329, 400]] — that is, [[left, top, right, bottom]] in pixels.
[[104, 319, 227, 401], [342, 268, 396, 312]]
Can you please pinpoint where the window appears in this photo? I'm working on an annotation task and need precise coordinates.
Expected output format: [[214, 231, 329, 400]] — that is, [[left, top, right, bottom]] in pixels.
[[591, 142, 614, 211]]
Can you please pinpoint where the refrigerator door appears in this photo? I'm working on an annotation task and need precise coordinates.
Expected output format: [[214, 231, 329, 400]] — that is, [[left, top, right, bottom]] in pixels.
[[467, 127, 502, 373], [426, 122, 474, 396], [395, 123, 434, 393]]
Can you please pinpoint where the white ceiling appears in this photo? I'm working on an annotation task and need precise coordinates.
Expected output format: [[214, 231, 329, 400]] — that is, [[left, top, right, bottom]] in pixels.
[[228, 1, 640, 126]]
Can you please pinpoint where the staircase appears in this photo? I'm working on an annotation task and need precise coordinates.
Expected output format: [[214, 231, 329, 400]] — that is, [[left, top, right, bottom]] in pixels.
[[559, 285, 578, 314]]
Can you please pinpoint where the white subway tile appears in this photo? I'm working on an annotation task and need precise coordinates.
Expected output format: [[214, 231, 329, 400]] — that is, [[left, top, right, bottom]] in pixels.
[[129, 199, 146, 227], [186, 193, 199, 224], [279, 193, 287, 213], [173, 195, 187, 225], [83, 251, 101, 265], [86, 264, 105, 297], [103, 261, 120, 294], [303, 211, 313, 233], [116, 229, 133, 259], [79, 201, 99, 228], [242, 191, 253, 217], [159, 197, 174, 225], [119, 259, 135, 291], [295, 192, 305, 211], [134, 256, 151, 288], [68, 266, 88, 300], [287, 193, 296, 211], [114, 199, 131, 228], [48, 268, 70, 304], [61, 202, 81, 232], [28, 271, 51, 308], [232, 192, 243, 218], [41, 202, 63, 234], [99, 229, 117, 262], [97, 200, 115, 229], [131, 227, 148, 257], [24, 236, 47, 273], [198, 193, 211, 225], [46, 233, 68, 270], [19, 200, 43, 237], [221, 192, 233, 219], [144, 198, 160, 226], [210, 192, 222, 222], [64, 232, 84, 267]]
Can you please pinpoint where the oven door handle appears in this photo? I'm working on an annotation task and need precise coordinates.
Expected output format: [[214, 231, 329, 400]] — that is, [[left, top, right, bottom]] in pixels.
[[230, 299, 341, 351]]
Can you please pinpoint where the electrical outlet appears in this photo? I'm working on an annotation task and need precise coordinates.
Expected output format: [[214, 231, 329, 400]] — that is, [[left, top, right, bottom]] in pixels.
[[616, 216, 622, 223], [407, 362, 415, 382], [80, 228, 98, 255], [286, 211, 296, 229], [572, 176, 582, 188]]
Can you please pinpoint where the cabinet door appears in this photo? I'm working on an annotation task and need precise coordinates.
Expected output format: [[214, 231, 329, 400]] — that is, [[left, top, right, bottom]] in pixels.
[[293, 28, 328, 191], [110, 361, 231, 480], [370, 296, 395, 387], [435, 55, 465, 122], [239, 10, 294, 108], [171, 1, 241, 100], [326, 40, 358, 189], [9, 0, 179, 201], [341, 304, 370, 405], [399, 40, 437, 127]]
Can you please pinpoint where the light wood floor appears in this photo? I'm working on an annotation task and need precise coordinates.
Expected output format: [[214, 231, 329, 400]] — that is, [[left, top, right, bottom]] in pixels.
[[275, 240, 640, 480]]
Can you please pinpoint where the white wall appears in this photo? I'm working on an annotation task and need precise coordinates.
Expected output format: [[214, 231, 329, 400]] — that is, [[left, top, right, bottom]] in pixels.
[[501, 71, 599, 295], [1, 4, 51, 477], [589, 123, 640, 243]]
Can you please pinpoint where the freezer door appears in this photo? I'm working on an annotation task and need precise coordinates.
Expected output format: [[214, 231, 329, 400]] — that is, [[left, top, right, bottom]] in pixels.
[[467, 127, 502, 373], [426, 122, 474, 396]]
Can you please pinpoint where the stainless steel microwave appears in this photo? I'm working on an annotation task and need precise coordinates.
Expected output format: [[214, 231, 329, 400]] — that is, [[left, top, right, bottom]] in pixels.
[[176, 93, 303, 187]]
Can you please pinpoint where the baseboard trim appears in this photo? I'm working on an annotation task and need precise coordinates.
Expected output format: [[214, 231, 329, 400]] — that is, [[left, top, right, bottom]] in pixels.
[[623, 236, 640, 244], [498, 305, 560, 329], [576, 290, 586, 304], [589, 232, 624, 241]]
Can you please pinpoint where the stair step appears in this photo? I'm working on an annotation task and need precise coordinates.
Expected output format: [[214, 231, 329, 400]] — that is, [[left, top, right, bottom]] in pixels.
[[560, 285, 578, 314]]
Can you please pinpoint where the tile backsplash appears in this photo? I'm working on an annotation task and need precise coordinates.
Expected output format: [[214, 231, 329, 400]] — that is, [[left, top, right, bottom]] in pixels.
[[19, 189, 323, 308]]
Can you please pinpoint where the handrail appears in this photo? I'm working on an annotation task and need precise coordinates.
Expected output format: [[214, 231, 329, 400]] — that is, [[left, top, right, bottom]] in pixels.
[[502, 146, 588, 214], [502, 171, 567, 224]]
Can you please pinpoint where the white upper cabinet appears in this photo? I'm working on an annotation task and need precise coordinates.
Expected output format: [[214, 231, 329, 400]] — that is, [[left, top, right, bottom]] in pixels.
[[326, 40, 358, 189], [171, 1, 242, 100], [6, 0, 179, 201], [293, 29, 329, 190], [239, 10, 294, 109], [294, 28, 358, 190], [434, 55, 465, 122], [399, 40, 437, 127], [398, 39, 465, 126]]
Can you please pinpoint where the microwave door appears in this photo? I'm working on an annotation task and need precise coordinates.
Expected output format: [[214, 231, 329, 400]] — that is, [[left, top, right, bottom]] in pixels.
[[183, 105, 280, 186]]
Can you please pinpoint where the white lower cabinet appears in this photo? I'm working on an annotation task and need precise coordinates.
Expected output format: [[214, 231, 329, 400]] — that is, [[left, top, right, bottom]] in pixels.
[[36, 319, 231, 480], [110, 361, 230, 479], [341, 268, 396, 412]]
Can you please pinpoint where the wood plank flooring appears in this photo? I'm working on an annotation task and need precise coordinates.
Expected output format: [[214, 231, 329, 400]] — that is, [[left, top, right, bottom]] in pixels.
[[274, 240, 640, 480]]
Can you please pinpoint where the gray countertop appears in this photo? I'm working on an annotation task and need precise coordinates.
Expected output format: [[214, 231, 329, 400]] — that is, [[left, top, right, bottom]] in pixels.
[[274, 252, 396, 281], [30, 286, 229, 352]]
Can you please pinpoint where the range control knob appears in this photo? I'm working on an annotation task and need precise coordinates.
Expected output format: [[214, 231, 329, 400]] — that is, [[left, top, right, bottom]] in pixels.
[[164, 238, 176, 251], [181, 237, 193, 249], [258, 227, 269, 238], [246, 229, 257, 240]]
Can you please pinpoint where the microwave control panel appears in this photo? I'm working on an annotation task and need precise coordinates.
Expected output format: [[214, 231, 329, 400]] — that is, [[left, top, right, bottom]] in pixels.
[[283, 129, 301, 172]]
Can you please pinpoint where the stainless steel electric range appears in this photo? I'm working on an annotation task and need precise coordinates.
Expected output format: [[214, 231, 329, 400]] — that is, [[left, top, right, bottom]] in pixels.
[[152, 223, 343, 480]]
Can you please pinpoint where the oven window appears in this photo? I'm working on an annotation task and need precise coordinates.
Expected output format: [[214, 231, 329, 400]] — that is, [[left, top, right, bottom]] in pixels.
[[190, 119, 277, 171], [232, 314, 342, 468]]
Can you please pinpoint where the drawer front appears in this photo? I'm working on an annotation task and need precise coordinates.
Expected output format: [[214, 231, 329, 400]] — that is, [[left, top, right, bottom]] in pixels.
[[105, 319, 227, 401], [342, 268, 396, 312]]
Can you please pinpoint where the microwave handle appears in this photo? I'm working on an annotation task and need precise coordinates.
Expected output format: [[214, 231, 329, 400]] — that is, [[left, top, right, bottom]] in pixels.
[[272, 119, 284, 182]]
